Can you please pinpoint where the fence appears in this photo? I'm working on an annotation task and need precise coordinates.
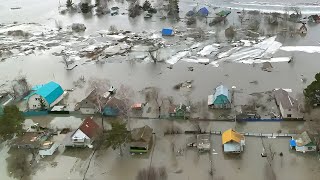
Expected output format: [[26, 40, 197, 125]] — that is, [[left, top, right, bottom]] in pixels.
[[23, 110, 48, 117]]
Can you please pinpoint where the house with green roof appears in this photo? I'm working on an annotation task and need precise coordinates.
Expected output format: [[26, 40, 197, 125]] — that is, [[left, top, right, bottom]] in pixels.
[[208, 85, 231, 109], [27, 81, 64, 110]]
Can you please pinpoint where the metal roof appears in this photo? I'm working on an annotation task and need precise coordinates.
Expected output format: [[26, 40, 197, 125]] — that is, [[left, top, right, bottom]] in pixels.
[[35, 81, 63, 105], [213, 85, 230, 104], [222, 129, 244, 144], [273, 89, 298, 109]]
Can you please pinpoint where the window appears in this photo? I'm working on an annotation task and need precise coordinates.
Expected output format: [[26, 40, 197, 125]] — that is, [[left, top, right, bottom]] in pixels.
[[33, 105, 37, 108], [308, 146, 313, 150], [288, 109, 291, 111], [35, 98, 38, 101], [287, 114, 292, 118]]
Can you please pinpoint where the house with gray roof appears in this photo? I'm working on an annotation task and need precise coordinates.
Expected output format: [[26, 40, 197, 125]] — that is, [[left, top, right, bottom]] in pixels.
[[130, 125, 153, 154], [274, 89, 303, 119], [208, 85, 231, 109]]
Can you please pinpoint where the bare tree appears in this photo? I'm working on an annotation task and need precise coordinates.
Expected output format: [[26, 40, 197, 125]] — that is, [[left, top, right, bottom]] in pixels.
[[9, 76, 31, 99], [116, 84, 135, 120], [136, 166, 168, 180]]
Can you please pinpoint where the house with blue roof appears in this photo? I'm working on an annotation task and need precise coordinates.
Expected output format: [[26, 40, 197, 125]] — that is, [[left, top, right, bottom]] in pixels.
[[27, 81, 64, 110], [208, 85, 231, 109]]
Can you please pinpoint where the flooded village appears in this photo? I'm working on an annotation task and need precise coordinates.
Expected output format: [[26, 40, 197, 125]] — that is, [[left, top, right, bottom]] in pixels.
[[1, 0, 320, 180]]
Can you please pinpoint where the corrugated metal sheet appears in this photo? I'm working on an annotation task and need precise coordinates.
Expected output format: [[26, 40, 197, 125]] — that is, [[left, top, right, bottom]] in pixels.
[[213, 85, 230, 105], [222, 129, 244, 144], [36, 81, 63, 105]]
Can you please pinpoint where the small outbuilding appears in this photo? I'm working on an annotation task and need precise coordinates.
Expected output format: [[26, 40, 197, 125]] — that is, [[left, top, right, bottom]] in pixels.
[[162, 28, 174, 36], [208, 85, 231, 109], [222, 129, 245, 153], [197, 134, 211, 152], [169, 103, 190, 119], [130, 125, 153, 154], [197, 7, 209, 17], [290, 131, 317, 153]]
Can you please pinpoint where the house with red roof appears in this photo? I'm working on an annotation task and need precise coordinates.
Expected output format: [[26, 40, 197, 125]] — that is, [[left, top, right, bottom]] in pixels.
[[63, 117, 102, 148]]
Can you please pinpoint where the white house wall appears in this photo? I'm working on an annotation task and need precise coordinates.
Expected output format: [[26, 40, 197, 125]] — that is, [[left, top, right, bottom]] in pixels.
[[279, 102, 303, 119], [28, 94, 49, 110], [49, 91, 67, 107], [72, 129, 90, 142]]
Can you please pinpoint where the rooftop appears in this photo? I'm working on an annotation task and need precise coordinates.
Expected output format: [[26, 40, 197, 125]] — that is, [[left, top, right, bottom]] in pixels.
[[77, 117, 101, 138], [222, 129, 244, 144], [34, 81, 64, 105], [274, 89, 298, 109], [131, 125, 153, 143]]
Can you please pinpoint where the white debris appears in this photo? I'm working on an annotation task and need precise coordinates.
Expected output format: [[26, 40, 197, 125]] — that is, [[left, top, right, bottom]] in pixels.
[[274, 88, 292, 93], [190, 43, 201, 49], [181, 58, 209, 64], [239, 57, 291, 64], [240, 40, 252, 46], [210, 61, 219, 67], [197, 44, 219, 56], [218, 36, 282, 62], [166, 51, 190, 64], [280, 46, 320, 53]]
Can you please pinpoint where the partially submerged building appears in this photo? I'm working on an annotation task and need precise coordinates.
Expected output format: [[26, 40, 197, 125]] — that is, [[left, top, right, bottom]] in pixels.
[[76, 89, 112, 115], [130, 125, 153, 154], [222, 129, 245, 153], [27, 81, 65, 110], [169, 103, 190, 119], [64, 117, 102, 148], [103, 97, 126, 116], [197, 134, 210, 152], [290, 131, 317, 153], [12, 131, 52, 149], [208, 85, 231, 109], [274, 89, 303, 119]]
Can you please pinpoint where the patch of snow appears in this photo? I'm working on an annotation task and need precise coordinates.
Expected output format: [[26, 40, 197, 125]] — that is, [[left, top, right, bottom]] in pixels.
[[280, 46, 320, 53], [240, 40, 252, 47], [218, 36, 282, 62], [181, 58, 209, 64], [197, 44, 219, 56], [166, 51, 190, 64], [190, 43, 201, 49]]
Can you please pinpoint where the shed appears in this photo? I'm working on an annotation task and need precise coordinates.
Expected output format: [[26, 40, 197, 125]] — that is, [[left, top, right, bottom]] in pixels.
[[130, 125, 153, 153], [197, 7, 209, 17], [222, 129, 245, 153], [208, 85, 231, 109], [216, 10, 231, 17], [186, 10, 195, 17], [162, 28, 174, 36], [299, 23, 307, 34]]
